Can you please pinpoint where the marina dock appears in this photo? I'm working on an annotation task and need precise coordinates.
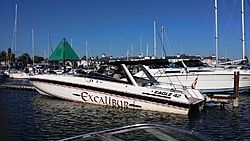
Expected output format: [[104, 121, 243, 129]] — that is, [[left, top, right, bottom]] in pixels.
[[0, 77, 35, 91], [0, 83, 34, 91]]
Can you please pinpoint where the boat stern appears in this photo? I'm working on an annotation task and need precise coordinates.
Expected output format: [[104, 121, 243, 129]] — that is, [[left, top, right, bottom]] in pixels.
[[183, 89, 206, 112]]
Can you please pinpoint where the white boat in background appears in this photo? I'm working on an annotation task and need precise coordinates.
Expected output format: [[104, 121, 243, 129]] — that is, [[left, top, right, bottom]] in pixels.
[[7, 67, 34, 79], [29, 60, 205, 115], [9, 72, 32, 79], [134, 59, 250, 94]]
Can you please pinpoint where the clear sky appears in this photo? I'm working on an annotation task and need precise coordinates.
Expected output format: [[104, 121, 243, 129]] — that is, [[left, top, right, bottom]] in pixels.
[[0, 0, 249, 60]]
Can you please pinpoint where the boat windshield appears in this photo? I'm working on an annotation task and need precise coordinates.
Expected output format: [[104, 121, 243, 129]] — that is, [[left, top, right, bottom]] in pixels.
[[59, 123, 208, 141], [96, 63, 160, 86]]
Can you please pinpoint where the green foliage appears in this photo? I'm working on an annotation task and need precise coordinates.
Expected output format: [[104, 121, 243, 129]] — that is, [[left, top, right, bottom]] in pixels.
[[0, 47, 15, 62], [0, 50, 6, 62], [244, 56, 249, 64], [82, 56, 86, 60], [17, 53, 32, 66], [1, 48, 45, 67], [34, 55, 44, 63]]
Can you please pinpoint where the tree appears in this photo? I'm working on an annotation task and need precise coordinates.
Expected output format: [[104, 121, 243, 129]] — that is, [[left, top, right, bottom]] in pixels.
[[34, 55, 44, 63], [7, 47, 11, 54], [0, 50, 6, 57], [180, 54, 187, 57], [7, 47, 15, 62], [0, 50, 6, 62], [17, 53, 31, 66], [82, 56, 86, 61], [244, 56, 249, 64]]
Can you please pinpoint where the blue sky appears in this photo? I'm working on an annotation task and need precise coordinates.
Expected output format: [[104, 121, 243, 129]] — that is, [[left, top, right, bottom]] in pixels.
[[0, 0, 249, 60]]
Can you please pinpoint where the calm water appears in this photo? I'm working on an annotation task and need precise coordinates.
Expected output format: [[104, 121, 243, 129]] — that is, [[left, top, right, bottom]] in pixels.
[[0, 88, 250, 141]]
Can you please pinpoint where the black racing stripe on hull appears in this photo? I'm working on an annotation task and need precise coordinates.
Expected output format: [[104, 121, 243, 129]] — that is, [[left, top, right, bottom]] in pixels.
[[30, 78, 192, 109]]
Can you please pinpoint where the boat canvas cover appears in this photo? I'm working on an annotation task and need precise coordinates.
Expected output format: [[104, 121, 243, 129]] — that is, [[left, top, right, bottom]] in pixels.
[[49, 38, 79, 61]]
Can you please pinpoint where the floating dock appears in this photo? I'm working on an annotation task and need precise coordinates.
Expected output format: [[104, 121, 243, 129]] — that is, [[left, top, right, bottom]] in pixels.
[[0, 84, 35, 91]]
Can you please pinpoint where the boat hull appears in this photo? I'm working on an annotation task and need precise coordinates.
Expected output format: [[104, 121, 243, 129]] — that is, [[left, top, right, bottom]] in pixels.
[[30, 74, 204, 115], [137, 68, 250, 93], [160, 72, 250, 93], [9, 73, 31, 80]]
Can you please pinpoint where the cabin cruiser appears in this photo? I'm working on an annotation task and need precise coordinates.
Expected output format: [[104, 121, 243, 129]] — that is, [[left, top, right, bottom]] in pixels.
[[29, 60, 205, 115], [134, 59, 250, 93]]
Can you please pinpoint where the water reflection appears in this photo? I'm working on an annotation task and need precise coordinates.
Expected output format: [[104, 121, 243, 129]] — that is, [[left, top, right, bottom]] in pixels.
[[31, 94, 192, 140], [1, 89, 250, 140]]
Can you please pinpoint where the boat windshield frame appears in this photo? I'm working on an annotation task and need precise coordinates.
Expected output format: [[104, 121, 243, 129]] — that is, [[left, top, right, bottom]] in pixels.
[[58, 123, 208, 141]]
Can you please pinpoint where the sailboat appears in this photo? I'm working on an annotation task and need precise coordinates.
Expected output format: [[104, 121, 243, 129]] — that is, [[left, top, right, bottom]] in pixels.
[[9, 29, 35, 79], [215, 0, 248, 69], [134, 2, 250, 94], [7, 4, 30, 79]]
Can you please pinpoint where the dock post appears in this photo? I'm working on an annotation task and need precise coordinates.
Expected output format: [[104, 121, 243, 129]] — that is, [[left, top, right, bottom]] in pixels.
[[233, 71, 239, 108]]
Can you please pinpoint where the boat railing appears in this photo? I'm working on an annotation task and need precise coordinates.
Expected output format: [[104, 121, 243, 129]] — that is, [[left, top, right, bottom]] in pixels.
[[159, 81, 188, 90], [159, 82, 204, 102]]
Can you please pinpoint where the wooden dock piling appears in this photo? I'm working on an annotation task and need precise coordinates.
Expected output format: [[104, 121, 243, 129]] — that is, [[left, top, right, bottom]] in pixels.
[[205, 71, 240, 108], [233, 71, 239, 108]]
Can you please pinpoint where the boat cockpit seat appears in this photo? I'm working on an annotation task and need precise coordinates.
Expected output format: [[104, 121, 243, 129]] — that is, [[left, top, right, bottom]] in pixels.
[[113, 73, 121, 80]]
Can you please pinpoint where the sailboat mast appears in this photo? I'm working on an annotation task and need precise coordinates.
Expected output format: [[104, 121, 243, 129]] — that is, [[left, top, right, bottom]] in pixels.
[[214, 0, 219, 65], [32, 29, 35, 66], [110, 41, 112, 56], [86, 41, 88, 64], [146, 44, 148, 57], [47, 33, 50, 64], [154, 20, 157, 57], [63, 38, 66, 73], [13, 4, 18, 62], [71, 38, 73, 48], [161, 25, 164, 58], [241, 0, 245, 60], [140, 35, 142, 57], [131, 44, 133, 57]]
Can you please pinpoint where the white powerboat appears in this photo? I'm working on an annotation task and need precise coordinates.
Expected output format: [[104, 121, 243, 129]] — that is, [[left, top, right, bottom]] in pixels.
[[29, 60, 205, 115], [134, 59, 250, 93], [7, 68, 34, 80]]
